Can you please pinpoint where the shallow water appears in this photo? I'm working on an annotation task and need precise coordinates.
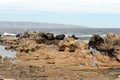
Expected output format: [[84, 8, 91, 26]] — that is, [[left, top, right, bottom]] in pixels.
[[0, 45, 16, 58]]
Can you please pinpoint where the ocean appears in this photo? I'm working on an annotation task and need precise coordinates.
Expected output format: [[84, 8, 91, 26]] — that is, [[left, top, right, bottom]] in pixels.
[[0, 28, 120, 41]]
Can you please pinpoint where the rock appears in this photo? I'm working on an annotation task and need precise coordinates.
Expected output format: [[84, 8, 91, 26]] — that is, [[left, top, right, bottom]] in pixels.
[[71, 35, 79, 39], [18, 39, 41, 53], [0, 55, 2, 62], [105, 32, 116, 49], [55, 34, 65, 40], [36, 37, 46, 44], [88, 34, 107, 51], [57, 37, 87, 52], [75, 41, 88, 50], [46, 33, 54, 40], [0, 55, 2, 58], [112, 50, 120, 61], [47, 61, 55, 64], [36, 32, 47, 39], [57, 40, 66, 51], [28, 32, 36, 40], [89, 33, 120, 61], [105, 33, 120, 61], [57, 38, 75, 52], [93, 51, 106, 61], [68, 44, 76, 52]]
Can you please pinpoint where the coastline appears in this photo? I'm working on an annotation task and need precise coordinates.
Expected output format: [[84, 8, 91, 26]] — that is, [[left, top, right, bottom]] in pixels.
[[0, 31, 120, 80]]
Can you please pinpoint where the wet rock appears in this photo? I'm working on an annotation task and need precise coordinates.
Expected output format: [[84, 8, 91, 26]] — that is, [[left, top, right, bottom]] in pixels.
[[55, 34, 65, 40]]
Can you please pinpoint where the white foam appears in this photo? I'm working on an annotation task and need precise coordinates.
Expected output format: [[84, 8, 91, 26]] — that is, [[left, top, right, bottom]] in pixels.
[[80, 35, 93, 37], [2, 33, 17, 36]]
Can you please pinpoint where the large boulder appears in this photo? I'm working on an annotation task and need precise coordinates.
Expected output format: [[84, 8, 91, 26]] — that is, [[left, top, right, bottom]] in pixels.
[[88, 34, 107, 51]]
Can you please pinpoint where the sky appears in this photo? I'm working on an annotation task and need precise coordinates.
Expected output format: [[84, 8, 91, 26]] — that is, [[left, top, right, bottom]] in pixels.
[[0, 0, 120, 28]]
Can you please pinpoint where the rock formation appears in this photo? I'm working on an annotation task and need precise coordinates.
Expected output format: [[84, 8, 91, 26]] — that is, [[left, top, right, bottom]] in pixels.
[[89, 33, 120, 61]]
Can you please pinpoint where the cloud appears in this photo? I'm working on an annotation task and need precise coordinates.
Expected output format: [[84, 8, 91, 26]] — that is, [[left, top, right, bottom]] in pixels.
[[0, 0, 120, 13]]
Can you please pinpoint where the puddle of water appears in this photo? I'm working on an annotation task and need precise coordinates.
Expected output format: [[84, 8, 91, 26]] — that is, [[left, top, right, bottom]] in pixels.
[[0, 45, 16, 58]]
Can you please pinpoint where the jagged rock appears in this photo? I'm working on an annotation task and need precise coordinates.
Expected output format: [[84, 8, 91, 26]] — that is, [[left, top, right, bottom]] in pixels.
[[89, 33, 120, 61], [57, 37, 87, 52], [88, 34, 107, 51]]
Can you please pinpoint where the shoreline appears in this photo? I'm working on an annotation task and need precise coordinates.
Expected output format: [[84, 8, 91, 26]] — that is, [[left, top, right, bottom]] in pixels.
[[0, 31, 120, 80]]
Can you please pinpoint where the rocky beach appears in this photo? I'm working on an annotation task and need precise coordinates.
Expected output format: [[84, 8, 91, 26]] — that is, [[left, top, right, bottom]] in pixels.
[[0, 31, 120, 80]]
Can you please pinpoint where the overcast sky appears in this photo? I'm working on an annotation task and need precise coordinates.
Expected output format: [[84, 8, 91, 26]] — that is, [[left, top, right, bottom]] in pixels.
[[0, 0, 120, 28]]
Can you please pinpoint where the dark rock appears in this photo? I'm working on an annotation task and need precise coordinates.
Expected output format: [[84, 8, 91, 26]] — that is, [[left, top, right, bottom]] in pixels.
[[55, 34, 65, 40], [71, 35, 79, 39], [16, 33, 22, 38], [88, 34, 106, 51]]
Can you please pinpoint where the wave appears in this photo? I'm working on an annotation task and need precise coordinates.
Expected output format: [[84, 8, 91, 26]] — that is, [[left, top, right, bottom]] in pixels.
[[80, 35, 93, 37], [80, 34, 106, 38], [2, 32, 17, 36]]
